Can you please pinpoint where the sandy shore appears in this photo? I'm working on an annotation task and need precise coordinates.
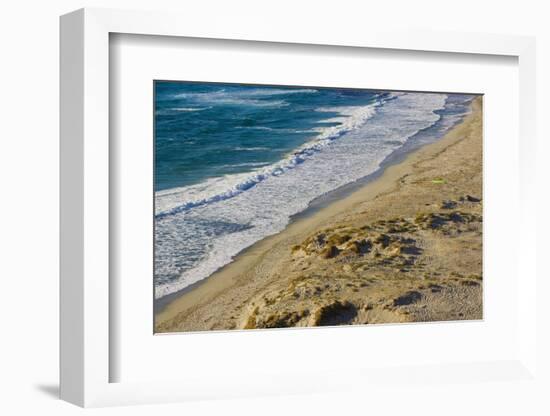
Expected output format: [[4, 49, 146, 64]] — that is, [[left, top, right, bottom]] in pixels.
[[156, 97, 483, 333]]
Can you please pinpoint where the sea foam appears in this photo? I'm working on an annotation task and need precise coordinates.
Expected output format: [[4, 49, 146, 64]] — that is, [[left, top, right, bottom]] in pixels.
[[155, 102, 380, 218]]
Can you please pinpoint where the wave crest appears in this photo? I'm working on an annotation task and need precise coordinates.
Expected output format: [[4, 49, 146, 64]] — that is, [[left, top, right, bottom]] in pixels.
[[155, 102, 380, 218]]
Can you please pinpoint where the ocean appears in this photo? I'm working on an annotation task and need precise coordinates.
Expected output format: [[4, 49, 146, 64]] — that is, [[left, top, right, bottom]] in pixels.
[[154, 81, 476, 300]]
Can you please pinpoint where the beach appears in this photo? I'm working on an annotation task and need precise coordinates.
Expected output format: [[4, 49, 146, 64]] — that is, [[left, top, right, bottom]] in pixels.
[[155, 96, 483, 333]]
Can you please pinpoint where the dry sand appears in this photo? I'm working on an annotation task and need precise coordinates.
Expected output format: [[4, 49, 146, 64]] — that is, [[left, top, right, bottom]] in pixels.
[[156, 97, 483, 333]]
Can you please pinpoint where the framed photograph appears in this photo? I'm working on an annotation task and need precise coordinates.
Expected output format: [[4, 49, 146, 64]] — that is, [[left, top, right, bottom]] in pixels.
[[60, 8, 539, 408]]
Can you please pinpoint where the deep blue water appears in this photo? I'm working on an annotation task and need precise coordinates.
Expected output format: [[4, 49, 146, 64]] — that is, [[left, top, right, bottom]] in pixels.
[[154, 82, 477, 300], [155, 83, 382, 191]]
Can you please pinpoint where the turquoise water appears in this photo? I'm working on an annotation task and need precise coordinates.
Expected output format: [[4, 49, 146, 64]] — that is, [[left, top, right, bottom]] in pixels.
[[154, 81, 476, 300], [155, 83, 381, 191]]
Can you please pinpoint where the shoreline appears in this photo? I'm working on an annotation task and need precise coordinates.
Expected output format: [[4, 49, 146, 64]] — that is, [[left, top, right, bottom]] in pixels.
[[155, 97, 482, 332], [154, 106, 470, 315]]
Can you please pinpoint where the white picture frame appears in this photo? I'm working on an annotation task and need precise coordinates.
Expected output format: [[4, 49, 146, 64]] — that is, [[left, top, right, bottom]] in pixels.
[[60, 7, 538, 408]]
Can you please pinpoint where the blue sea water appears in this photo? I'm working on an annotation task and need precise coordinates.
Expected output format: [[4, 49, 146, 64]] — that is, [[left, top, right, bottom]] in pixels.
[[155, 83, 384, 191], [154, 81, 476, 300]]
